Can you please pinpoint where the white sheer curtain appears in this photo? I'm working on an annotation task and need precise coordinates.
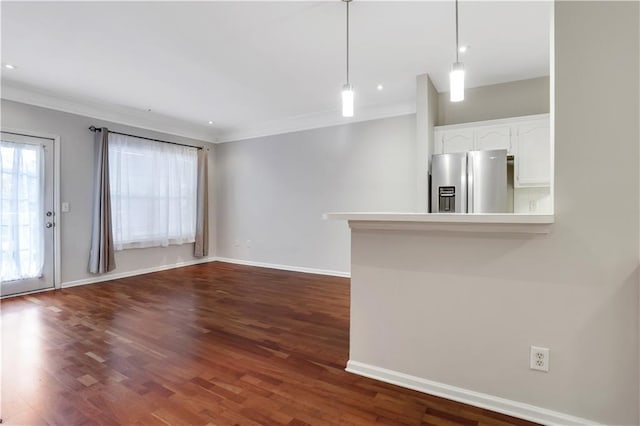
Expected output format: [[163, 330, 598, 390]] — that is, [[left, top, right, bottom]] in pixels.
[[108, 133, 198, 250], [0, 141, 44, 281]]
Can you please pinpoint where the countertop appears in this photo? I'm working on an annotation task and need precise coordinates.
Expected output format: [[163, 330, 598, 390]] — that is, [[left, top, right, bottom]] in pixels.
[[323, 212, 554, 234]]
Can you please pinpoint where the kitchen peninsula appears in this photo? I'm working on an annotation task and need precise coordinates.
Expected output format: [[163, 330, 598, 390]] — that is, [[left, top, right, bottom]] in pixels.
[[322, 211, 588, 424]]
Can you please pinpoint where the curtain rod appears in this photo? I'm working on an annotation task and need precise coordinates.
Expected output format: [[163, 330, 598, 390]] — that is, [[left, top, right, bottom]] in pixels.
[[88, 126, 203, 150]]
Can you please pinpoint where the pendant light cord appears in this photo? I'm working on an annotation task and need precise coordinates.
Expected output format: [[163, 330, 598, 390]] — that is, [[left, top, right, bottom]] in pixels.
[[346, 0, 350, 85], [455, 0, 459, 63]]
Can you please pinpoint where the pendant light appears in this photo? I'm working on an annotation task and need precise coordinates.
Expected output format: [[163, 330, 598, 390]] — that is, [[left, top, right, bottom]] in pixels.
[[450, 0, 465, 102], [341, 0, 354, 117]]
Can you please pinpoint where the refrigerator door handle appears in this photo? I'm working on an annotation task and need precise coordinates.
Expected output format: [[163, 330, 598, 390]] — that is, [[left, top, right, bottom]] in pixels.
[[467, 153, 474, 213]]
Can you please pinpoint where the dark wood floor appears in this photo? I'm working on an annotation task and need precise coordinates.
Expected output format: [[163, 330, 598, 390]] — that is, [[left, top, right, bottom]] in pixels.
[[2, 262, 537, 426]]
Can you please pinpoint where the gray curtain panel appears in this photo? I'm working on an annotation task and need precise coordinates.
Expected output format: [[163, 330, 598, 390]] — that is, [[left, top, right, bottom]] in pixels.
[[88, 128, 116, 274], [194, 148, 209, 258]]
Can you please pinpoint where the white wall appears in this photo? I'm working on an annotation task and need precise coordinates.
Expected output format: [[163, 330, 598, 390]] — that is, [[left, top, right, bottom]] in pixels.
[[514, 187, 552, 214], [0, 100, 216, 285], [215, 115, 416, 274], [349, 2, 639, 424]]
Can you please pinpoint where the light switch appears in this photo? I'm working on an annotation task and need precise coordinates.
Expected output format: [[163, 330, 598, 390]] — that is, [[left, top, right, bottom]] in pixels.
[[61, 202, 70, 212]]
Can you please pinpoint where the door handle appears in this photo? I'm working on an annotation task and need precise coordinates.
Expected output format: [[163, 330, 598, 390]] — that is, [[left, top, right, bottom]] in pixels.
[[467, 154, 474, 214], [45, 222, 54, 228]]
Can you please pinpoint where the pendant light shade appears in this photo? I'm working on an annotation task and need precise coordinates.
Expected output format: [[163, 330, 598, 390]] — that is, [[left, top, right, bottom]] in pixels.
[[341, 0, 354, 117], [450, 62, 465, 102], [450, 0, 465, 102], [342, 83, 354, 117]]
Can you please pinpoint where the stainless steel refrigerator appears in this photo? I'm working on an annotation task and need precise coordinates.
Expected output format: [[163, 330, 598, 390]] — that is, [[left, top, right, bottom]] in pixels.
[[430, 149, 507, 213]]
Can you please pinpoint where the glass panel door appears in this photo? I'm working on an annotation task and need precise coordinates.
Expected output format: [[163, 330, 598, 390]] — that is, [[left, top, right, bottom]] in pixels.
[[0, 132, 55, 297]]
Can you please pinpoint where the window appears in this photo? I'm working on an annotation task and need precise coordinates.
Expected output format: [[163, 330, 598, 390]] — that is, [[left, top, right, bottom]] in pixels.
[[108, 134, 198, 250], [0, 140, 44, 280]]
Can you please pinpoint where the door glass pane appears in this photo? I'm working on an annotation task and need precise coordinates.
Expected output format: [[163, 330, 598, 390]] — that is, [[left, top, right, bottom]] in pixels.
[[0, 141, 44, 282]]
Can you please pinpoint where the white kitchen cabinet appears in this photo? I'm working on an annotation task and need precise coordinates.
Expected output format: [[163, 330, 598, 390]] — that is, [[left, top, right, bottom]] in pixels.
[[474, 125, 512, 154], [435, 129, 474, 154], [515, 121, 550, 187], [433, 114, 550, 188], [431, 114, 551, 212]]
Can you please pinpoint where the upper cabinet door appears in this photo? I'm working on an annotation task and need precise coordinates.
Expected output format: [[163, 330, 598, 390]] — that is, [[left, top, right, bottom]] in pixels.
[[440, 129, 474, 154], [474, 125, 512, 154], [515, 121, 551, 187]]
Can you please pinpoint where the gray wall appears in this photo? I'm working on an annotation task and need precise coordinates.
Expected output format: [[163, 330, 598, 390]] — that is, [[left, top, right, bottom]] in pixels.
[[415, 74, 439, 212], [438, 76, 550, 126], [215, 115, 416, 273], [0, 100, 216, 284], [214, 77, 550, 274], [350, 2, 639, 424]]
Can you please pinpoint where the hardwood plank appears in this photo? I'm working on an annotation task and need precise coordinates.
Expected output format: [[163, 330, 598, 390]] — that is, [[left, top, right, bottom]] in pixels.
[[1, 262, 538, 425]]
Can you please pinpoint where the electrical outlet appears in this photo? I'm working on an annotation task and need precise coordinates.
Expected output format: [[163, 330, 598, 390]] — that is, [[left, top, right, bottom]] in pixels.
[[530, 346, 549, 372], [528, 200, 537, 212], [61, 202, 70, 212]]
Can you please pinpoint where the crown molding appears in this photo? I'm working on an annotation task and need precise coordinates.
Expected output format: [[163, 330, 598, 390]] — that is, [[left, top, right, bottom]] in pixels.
[[1, 81, 416, 145], [216, 100, 416, 143], [1, 81, 220, 143]]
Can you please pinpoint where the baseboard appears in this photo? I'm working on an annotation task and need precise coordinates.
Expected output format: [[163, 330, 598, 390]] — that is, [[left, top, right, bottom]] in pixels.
[[60, 256, 348, 289], [61, 256, 217, 288], [346, 360, 598, 426], [1, 286, 55, 300], [214, 256, 350, 278]]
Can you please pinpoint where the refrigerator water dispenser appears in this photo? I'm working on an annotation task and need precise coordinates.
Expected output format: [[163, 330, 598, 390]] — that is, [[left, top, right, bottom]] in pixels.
[[438, 186, 456, 212]]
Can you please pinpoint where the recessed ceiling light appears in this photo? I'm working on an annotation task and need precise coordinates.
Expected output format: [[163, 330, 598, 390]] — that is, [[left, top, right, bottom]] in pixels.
[[4, 64, 16, 70], [208, 120, 214, 125], [377, 84, 384, 91], [459, 45, 469, 53]]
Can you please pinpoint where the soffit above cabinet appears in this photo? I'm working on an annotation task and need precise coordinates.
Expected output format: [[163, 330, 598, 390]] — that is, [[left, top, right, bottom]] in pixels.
[[434, 114, 550, 132]]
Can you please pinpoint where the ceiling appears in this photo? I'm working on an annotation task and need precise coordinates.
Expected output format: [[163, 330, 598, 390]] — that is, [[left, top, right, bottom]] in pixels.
[[1, 1, 551, 142]]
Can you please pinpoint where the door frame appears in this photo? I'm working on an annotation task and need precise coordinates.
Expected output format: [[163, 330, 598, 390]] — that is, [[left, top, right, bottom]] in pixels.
[[1, 127, 61, 292]]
